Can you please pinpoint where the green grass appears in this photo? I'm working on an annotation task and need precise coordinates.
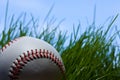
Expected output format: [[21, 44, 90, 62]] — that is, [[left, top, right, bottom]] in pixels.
[[62, 15, 120, 80], [1, 1, 120, 80]]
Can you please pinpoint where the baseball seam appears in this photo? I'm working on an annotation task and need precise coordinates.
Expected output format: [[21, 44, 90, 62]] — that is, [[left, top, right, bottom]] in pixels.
[[0, 37, 21, 52], [8, 49, 65, 80]]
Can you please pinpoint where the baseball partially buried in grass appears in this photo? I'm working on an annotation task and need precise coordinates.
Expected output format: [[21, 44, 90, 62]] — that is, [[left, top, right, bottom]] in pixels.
[[0, 36, 65, 80]]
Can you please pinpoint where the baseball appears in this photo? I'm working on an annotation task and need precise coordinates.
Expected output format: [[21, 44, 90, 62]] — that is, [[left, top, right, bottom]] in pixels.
[[0, 36, 65, 80]]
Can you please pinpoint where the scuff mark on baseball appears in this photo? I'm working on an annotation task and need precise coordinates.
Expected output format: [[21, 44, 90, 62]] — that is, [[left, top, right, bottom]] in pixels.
[[0, 36, 65, 80]]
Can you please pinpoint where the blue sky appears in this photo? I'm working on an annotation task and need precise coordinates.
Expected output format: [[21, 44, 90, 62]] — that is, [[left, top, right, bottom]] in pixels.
[[0, 0, 120, 35]]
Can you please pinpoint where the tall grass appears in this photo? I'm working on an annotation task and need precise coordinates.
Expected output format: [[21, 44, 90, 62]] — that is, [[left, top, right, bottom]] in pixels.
[[0, 3, 67, 53], [0, 1, 120, 80], [62, 14, 120, 80]]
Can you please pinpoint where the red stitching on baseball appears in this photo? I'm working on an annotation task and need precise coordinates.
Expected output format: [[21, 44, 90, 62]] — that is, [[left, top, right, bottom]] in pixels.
[[0, 37, 22, 52], [8, 49, 65, 80]]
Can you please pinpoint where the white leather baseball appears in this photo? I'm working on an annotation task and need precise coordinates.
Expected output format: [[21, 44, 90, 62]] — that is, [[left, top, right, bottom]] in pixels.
[[0, 36, 65, 80]]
